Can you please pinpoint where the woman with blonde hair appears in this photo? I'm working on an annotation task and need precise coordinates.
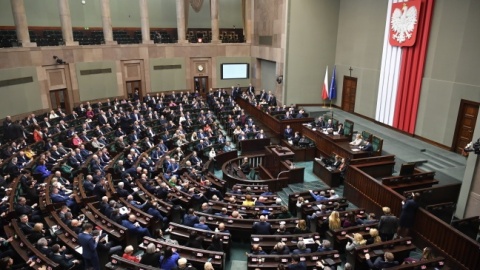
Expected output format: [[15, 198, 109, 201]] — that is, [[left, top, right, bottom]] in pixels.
[[350, 134, 363, 146], [328, 211, 342, 230], [345, 233, 367, 251], [366, 228, 382, 244], [204, 261, 214, 270], [294, 219, 310, 234]]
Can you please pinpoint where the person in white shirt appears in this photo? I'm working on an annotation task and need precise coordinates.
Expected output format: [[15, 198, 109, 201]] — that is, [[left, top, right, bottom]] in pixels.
[[350, 134, 363, 146]]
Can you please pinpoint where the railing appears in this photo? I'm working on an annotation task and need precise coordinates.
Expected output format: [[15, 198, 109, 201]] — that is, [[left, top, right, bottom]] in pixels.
[[345, 162, 480, 270]]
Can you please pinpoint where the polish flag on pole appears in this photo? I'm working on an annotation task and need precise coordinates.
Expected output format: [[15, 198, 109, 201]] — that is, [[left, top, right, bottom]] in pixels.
[[322, 66, 329, 100]]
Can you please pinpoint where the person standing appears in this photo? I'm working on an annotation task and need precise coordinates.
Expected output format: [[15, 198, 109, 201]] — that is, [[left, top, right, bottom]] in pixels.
[[78, 223, 100, 270], [398, 193, 420, 238]]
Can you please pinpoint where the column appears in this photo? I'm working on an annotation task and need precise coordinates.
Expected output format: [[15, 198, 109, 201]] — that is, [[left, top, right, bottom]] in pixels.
[[139, 0, 153, 44], [210, 0, 220, 43], [244, 0, 253, 43], [176, 0, 188, 43], [58, 0, 78, 46], [100, 0, 117, 45], [10, 0, 36, 47]]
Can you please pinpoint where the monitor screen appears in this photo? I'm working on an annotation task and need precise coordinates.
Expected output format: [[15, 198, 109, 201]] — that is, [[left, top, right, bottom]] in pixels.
[[221, 63, 249, 79]]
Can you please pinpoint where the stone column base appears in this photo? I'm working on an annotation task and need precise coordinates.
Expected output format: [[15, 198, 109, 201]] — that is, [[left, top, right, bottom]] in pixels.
[[142, 40, 154, 44], [21, 42, 37, 47], [64, 41, 79, 46], [103, 40, 118, 45]]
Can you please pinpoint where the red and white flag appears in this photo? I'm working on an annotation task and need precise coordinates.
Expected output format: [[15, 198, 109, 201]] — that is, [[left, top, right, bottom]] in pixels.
[[322, 67, 329, 100]]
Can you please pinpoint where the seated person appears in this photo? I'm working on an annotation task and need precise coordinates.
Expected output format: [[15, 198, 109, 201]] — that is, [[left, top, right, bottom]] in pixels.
[[361, 140, 373, 152], [336, 123, 344, 135], [239, 157, 251, 175], [365, 252, 399, 269], [122, 245, 140, 263], [292, 240, 311, 254], [350, 134, 363, 146]]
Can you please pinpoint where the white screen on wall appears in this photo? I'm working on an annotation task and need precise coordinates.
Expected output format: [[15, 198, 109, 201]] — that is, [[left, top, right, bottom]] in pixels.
[[221, 63, 249, 79]]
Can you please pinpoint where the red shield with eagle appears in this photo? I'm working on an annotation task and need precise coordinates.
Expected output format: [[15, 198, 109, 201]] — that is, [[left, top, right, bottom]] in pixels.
[[389, 0, 422, 47]]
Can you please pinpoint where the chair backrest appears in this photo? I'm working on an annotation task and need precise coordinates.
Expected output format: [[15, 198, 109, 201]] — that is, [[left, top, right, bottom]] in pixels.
[[372, 136, 383, 155], [362, 130, 373, 142]]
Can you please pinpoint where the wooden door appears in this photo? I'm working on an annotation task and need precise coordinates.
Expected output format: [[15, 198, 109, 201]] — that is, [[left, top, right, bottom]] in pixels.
[[49, 89, 70, 113], [453, 100, 479, 154], [194, 76, 208, 96], [126, 81, 141, 100], [341, 76, 357, 113]]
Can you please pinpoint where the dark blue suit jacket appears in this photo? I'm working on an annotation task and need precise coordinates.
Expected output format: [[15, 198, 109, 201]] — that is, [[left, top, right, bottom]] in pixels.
[[78, 232, 98, 260], [194, 223, 211, 231]]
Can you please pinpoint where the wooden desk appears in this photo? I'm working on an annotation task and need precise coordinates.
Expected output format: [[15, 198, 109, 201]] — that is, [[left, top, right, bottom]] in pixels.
[[313, 159, 342, 187], [247, 250, 341, 270], [251, 233, 321, 252], [239, 138, 271, 153], [236, 97, 314, 138], [280, 139, 316, 162], [141, 237, 225, 270]]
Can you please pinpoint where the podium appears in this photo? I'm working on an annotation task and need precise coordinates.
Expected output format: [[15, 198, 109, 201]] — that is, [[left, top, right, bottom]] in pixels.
[[264, 145, 294, 176]]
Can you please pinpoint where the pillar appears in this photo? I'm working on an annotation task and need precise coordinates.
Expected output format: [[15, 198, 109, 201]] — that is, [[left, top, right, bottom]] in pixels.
[[10, 0, 36, 47], [176, 0, 188, 43], [100, 0, 117, 45], [58, 0, 78, 46], [210, 0, 220, 43], [244, 0, 253, 43], [139, 0, 153, 44]]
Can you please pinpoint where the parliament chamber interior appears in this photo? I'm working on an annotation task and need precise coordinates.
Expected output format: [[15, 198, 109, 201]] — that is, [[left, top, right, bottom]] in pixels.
[[0, 0, 479, 270]]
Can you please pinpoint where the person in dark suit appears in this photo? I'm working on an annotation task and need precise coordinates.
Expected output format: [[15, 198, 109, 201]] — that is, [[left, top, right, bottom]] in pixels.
[[284, 125, 294, 140], [121, 215, 152, 238], [239, 157, 251, 175], [140, 243, 161, 267], [336, 123, 344, 135], [78, 223, 101, 270], [398, 192, 420, 238], [193, 216, 211, 231], [50, 244, 80, 268], [183, 208, 199, 227], [252, 215, 272, 235], [18, 214, 35, 235], [247, 83, 255, 96], [365, 252, 399, 269], [361, 140, 373, 152]]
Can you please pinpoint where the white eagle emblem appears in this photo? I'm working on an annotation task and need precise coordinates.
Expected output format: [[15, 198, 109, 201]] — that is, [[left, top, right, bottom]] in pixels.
[[391, 4, 418, 43]]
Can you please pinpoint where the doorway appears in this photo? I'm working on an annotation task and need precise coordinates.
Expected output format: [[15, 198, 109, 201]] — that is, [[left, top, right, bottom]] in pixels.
[[194, 76, 208, 96], [453, 100, 479, 154], [341, 76, 357, 113], [126, 81, 142, 100], [49, 89, 70, 113]]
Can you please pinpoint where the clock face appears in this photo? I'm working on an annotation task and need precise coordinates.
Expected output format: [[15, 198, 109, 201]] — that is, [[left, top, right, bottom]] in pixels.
[[197, 65, 204, 72]]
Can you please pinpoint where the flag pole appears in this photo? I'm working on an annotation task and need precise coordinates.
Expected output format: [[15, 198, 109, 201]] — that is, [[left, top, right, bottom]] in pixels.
[[329, 99, 332, 109], [322, 99, 326, 108]]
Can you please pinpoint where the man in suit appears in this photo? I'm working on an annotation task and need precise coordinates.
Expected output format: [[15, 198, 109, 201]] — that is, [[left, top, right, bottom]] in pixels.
[[252, 215, 272, 235], [121, 214, 152, 238], [78, 223, 101, 270], [50, 187, 77, 211], [50, 244, 80, 268], [256, 129, 267, 139], [83, 175, 95, 196], [116, 181, 130, 198], [193, 216, 211, 231], [284, 125, 294, 140], [183, 208, 199, 227], [92, 177, 107, 200], [361, 140, 373, 152], [247, 83, 255, 96], [15, 197, 41, 222], [18, 214, 35, 235]]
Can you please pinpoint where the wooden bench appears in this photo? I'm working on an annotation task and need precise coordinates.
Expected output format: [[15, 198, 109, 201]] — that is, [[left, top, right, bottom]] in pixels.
[[348, 237, 416, 270], [403, 182, 462, 208], [250, 232, 321, 252], [168, 222, 232, 255], [247, 250, 341, 270], [388, 257, 448, 269], [106, 254, 159, 270], [451, 216, 480, 241], [140, 236, 225, 270], [381, 172, 439, 193]]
